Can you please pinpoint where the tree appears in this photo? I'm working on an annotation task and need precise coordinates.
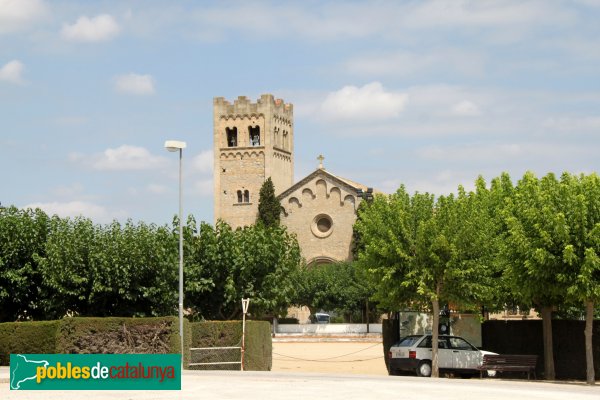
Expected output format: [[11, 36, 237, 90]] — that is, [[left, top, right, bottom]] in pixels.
[[257, 177, 281, 227], [501, 172, 583, 380], [37, 216, 178, 318], [354, 187, 427, 312], [292, 262, 377, 322], [0, 206, 50, 321], [559, 173, 600, 384], [355, 183, 498, 377], [185, 220, 302, 320]]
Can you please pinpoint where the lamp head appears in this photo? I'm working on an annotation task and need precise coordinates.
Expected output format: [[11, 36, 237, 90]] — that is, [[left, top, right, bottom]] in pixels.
[[164, 140, 187, 152]]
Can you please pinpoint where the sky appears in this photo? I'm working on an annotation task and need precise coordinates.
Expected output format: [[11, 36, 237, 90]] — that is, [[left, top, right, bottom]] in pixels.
[[1, 0, 600, 226]]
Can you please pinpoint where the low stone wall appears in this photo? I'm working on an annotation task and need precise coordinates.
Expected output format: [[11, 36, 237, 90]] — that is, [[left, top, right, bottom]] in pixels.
[[276, 323, 382, 334]]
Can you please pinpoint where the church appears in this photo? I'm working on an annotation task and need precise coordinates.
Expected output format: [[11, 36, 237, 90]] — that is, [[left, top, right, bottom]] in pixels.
[[213, 94, 373, 265]]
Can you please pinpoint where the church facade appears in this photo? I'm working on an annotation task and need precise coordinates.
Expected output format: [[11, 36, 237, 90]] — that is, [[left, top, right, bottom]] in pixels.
[[213, 94, 371, 265]]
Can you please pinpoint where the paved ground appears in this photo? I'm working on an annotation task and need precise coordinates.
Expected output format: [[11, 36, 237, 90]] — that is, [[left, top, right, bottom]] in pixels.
[[272, 341, 387, 375], [2, 342, 598, 399], [2, 368, 599, 400]]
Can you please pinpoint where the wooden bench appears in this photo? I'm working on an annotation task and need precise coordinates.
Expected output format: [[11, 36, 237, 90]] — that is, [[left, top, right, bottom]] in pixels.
[[478, 354, 538, 380]]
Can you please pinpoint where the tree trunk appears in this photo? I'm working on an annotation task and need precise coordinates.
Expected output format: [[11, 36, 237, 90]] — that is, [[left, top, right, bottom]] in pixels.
[[431, 298, 440, 378], [541, 305, 555, 380], [585, 300, 595, 385]]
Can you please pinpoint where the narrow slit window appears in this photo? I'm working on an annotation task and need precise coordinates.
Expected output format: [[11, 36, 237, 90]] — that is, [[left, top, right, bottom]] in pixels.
[[249, 126, 260, 146], [243, 190, 250, 203], [226, 127, 238, 147], [237, 190, 243, 203]]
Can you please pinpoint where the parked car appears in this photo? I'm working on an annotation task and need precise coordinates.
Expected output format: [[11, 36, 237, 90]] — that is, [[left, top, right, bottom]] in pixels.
[[310, 313, 330, 324], [388, 334, 497, 377]]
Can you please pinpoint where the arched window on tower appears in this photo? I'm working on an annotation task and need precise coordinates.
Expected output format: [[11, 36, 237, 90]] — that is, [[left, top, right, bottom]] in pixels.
[[283, 130, 288, 151], [243, 190, 250, 203], [274, 127, 280, 148], [249, 126, 260, 146], [226, 127, 238, 147], [237, 190, 243, 203]]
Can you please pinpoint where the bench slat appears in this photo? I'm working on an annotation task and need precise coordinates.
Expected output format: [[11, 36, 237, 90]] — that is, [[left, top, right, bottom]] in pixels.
[[478, 354, 538, 380]]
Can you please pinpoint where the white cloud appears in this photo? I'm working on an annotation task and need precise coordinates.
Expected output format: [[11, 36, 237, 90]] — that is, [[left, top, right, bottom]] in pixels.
[[542, 116, 600, 133], [182, 1, 575, 45], [191, 150, 213, 174], [418, 143, 523, 162], [345, 49, 485, 78], [451, 100, 481, 117], [0, 0, 46, 34], [114, 73, 155, 95], [417, 142, 595, 165], [61, 14, 120, 42], [403, 1, 575, 30], [22, 201, 124, 223], [0, 60, 25, 84], [73, 145, 168, 171], [146, 184, 168, 194], [51, 183, 85, 198], [321, 82, 408, 121]]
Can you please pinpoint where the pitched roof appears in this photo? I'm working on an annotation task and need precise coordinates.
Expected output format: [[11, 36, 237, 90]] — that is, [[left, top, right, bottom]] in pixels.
[[277, 168, 372, 200]]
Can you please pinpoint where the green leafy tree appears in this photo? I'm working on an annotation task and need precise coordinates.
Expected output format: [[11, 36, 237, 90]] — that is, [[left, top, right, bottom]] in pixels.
[[0, 206, 50, 321], [185, 220, 302, 320], [555, 173, 599, 384], [37, 216, 178, 318], [184, 220, 236, 320], [292, 262, 377, 322], [356, 183, 498, 377], [502, 172, 579, 380], [354, 188, 427, 312], [257, 177, 281, 227]]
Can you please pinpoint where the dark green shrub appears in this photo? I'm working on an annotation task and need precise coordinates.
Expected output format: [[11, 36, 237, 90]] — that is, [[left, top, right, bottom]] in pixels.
[[0, 317, 192, 367], [277, 318, 299, 324], [0, 321, 60, 365], [245, 321, 272, 371], [189, 321, 271, 371]]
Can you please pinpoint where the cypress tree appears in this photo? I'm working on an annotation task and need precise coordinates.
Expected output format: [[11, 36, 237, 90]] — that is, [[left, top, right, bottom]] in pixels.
[[257, 177, 281, 227]]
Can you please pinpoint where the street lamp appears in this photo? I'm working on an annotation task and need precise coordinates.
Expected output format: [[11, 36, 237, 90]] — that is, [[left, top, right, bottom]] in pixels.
[[356, 187, 374, 333], [164, 140, 186, 369]]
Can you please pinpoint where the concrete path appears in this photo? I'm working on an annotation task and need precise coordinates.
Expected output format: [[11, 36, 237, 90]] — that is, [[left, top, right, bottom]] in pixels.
[[1, 367, 598, 400]]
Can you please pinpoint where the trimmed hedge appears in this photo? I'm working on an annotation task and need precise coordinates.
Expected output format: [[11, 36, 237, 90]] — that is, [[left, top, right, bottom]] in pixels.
[[0, 321, 60, 365], [0, 317, 191, 368], [190, 320, 271, 371], [245, 321, 272, 371]]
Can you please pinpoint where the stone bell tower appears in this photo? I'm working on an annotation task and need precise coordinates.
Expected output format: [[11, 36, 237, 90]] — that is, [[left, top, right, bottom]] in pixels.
[[213, 94, 294, 228]]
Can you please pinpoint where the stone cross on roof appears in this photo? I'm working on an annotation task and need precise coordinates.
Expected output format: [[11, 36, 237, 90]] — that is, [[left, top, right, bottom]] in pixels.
[[317, 154, 325, 170]]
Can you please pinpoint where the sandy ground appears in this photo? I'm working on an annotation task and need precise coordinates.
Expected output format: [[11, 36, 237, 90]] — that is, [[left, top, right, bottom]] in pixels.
[[271, 341, 388, 375]]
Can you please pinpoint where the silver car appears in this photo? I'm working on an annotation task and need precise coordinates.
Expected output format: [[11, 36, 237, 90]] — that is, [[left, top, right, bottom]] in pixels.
[[388, 335, 497, 377]]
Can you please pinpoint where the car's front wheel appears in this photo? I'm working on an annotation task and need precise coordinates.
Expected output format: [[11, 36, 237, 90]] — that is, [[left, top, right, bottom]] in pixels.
[[416, 360, 432, 377]]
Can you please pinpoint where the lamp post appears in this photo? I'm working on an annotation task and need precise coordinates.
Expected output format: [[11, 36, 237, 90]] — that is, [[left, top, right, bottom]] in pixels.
[[164, 140, 187, 369], [356, 187, 374, 333]]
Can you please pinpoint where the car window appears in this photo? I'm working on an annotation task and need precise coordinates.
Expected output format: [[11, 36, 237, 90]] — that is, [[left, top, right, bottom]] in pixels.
[[396, 336, 421, 347], [449, 337, 475, 350], [417, 336, 449, 349]]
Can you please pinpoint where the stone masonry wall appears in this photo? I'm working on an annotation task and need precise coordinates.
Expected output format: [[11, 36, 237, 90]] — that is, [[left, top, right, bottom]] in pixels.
[[281, 175, 359, 263], [214, 95, 293, 228]]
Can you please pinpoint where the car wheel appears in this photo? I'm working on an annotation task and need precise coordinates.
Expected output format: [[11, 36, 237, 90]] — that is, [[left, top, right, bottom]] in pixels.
[[416, 360, 432, 377]]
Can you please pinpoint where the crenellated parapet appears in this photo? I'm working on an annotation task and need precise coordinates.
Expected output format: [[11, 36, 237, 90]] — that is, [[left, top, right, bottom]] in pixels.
[[214, 94, 293, 121]]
